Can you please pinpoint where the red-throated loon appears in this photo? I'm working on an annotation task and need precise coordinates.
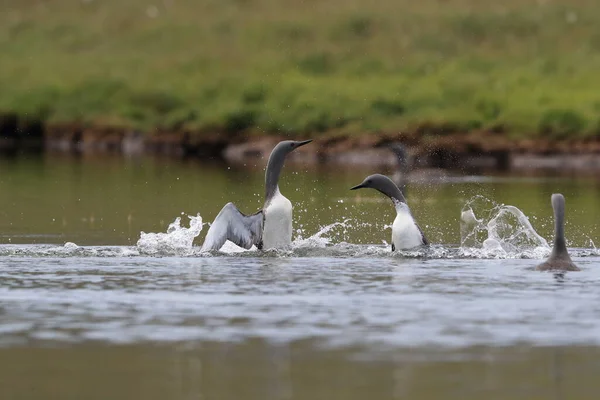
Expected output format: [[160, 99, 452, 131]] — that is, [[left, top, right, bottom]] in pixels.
[[201, 139, 312, 252], [350, 174, 429, 251], [536, 193, 579, 271]]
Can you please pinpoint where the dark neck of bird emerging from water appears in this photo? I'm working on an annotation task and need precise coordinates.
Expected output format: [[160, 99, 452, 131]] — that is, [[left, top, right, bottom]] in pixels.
[[264, 148, 286, 203], [386, 185, 407, 206], [376, 177, 407, 206], [551, 194, 569, 259], [263, 140, 312, 204]]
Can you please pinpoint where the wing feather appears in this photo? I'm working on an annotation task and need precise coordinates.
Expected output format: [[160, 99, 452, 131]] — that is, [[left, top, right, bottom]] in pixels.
[[200, 203, 264, 252]]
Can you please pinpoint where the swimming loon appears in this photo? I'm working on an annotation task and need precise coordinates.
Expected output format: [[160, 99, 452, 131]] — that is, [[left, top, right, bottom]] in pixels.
[[201, 139, 312, 252], [350, 174, 429, 251], [536, 193, 579, 271]]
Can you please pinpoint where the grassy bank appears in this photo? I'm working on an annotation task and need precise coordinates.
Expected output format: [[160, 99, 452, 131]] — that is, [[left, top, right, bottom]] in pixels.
[[1, 0, 600, 139]]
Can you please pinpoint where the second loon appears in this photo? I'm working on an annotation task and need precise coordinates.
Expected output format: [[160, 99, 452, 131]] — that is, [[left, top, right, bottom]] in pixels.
[[201, 139, 312, 252], [536, 193, 579, 272], [350, 174, 429, 251]]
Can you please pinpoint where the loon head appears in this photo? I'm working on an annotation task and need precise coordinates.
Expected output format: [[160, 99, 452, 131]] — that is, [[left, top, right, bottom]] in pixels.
[[264, 139, 312, 201], [350, 174, 407, 204]]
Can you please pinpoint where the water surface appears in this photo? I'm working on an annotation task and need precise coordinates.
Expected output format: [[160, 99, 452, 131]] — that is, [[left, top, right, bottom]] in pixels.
[[1, 154, 599, 399], [1, 154, 599, 246]]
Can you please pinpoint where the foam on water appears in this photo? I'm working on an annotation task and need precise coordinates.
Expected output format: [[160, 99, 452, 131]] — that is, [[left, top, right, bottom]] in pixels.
[[293, 219, 350, 249], [136, 213, 203, 256], [459, 195, 551, 259], [0, 243, 140, 258]]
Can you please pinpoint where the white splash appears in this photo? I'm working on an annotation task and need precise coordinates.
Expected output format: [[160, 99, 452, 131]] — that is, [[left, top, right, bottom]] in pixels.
[[589, 239, 600, 256], [293, 219, 350, 249], [136, 214, 203, 256], [219, 241, 257, 253], [459, 196, 550, 258], [63, 242, 80, 251]]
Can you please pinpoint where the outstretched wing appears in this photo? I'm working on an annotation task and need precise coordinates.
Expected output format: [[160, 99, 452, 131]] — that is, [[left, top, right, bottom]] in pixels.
[[201, 202, 264, 252]]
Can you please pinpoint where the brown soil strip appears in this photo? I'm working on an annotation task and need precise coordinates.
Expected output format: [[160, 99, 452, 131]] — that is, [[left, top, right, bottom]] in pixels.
[[2, 116, 600, 173]]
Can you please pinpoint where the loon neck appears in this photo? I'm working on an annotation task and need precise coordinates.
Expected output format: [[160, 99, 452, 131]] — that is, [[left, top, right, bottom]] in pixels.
[[264, 150, 287, 203], [393, 198, 411, 215], [551, 194, 569, 259]]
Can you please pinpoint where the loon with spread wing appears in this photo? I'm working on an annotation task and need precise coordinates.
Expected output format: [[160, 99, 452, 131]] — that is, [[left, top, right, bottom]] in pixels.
[[201, 139, 312, 252]]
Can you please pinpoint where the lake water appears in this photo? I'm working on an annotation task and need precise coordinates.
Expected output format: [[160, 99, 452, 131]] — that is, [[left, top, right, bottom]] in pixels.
[[1, 153, 600, 399]]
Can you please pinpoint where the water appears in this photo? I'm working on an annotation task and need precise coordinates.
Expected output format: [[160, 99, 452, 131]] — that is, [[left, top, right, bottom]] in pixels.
[[1, 154, 600, 399]]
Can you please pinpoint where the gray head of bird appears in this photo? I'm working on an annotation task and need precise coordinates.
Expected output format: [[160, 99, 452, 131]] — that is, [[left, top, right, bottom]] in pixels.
[[271, 139, 312, 157], [350, 174, 407, 204]]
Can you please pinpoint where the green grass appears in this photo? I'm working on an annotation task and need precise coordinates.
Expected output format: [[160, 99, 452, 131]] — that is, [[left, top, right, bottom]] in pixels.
[[1, 0, 600, 138]]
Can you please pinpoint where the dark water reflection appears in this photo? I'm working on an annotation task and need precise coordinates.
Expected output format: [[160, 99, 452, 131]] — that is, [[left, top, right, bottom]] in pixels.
[[1, 153, 599, 247], [2, 342, 600, 400]]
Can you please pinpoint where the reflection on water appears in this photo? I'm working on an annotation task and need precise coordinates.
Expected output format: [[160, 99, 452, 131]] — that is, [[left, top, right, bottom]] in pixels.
[[0, 153, 599, 247], [2, 343, 600, 399], [1, 154, 600, 399]]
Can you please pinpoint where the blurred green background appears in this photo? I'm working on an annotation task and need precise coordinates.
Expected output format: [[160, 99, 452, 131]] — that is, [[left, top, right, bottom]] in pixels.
[[1, 0, 600, 138]]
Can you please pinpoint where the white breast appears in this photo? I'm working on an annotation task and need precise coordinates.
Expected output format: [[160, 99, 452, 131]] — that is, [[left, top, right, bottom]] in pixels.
[[262, 190, 293, 249], [391, 202, 424, 250]]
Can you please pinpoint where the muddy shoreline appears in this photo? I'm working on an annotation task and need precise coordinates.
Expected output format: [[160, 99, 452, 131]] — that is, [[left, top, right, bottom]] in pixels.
[[2, 117, 600, 173]]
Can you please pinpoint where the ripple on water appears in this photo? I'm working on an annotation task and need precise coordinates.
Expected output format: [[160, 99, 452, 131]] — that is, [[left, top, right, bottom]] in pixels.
[[0, 250, 599, 350], [0, 195, 599, 350]]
